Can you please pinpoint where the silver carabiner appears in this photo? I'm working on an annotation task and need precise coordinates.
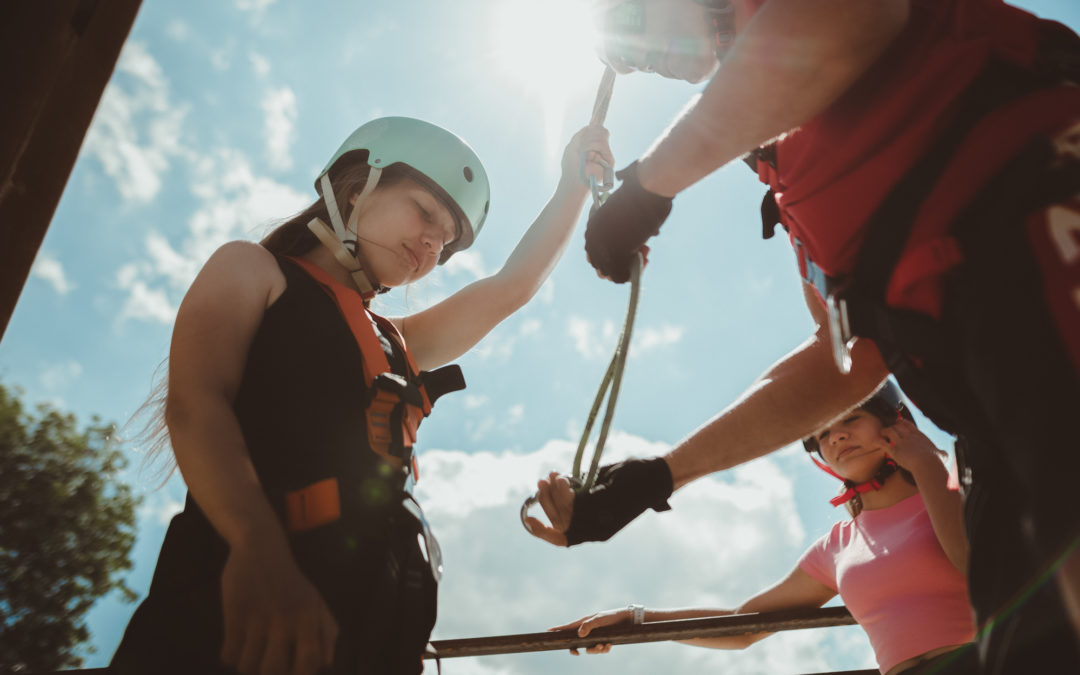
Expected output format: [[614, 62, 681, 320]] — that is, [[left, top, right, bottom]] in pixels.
[[520, 476, 584, 534], [826, 280, 855, 375]]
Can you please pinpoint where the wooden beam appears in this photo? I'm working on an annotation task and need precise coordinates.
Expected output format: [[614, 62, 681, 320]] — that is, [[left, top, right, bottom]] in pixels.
[[0, 0, 142, 342]]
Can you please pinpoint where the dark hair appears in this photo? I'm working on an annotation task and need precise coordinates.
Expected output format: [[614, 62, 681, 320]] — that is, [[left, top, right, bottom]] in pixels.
[[804, 384, 918, 517], [802, 383, 913, 456]]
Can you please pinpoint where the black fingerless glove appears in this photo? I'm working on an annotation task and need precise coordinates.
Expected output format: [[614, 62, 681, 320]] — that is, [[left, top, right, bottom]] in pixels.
[[565, 457, 674, 546], [584, 161, 674, 283]]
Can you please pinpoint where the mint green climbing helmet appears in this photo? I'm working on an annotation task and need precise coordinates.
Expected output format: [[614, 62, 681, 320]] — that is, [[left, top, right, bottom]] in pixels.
[[316, 117, 490, 264]]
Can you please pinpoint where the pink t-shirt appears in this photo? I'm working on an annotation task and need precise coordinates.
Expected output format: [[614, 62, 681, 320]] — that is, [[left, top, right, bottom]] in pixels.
[[798, 494, 975, 673]]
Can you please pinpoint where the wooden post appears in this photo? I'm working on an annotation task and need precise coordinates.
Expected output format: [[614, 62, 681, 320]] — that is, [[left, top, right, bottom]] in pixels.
[[0, 0, 142, 342]]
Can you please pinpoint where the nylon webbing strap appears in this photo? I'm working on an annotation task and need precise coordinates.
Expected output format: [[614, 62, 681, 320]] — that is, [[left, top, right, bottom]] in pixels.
[[286, 256, 431, 469], [288, 256, 391, 389]]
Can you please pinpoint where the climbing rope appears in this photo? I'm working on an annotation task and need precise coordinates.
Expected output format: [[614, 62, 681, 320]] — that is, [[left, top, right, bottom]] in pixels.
[[570, 250, 643, 490], [521, 65, 649, 532]]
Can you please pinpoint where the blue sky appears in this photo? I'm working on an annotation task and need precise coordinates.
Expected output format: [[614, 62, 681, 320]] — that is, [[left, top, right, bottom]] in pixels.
[[3, 1, 1078, 672]]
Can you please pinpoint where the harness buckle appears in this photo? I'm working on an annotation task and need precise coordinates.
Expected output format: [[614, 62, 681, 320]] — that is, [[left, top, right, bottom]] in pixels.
[[826, 279, 855, 375]]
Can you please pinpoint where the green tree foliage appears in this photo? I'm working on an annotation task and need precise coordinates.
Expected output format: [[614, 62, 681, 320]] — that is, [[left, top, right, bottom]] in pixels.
[[0, 382, 140, 672]]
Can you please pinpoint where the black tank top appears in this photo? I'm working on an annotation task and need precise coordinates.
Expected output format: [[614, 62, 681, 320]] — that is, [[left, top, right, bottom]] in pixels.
[[111, 254, 421, 673]]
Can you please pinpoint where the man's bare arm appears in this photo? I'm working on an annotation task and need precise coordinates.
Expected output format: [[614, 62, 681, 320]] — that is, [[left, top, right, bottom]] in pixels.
[[638, 0, 910, 198], [664, 283, 889, 488]]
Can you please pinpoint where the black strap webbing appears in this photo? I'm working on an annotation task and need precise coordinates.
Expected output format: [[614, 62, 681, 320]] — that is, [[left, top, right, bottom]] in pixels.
[[420, 365, 466, 406]]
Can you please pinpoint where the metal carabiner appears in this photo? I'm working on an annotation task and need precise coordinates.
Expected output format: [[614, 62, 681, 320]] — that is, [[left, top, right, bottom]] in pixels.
[[825, 280, 855, 375], [519, 476, 584, 534], [586, 65, 617, 215]]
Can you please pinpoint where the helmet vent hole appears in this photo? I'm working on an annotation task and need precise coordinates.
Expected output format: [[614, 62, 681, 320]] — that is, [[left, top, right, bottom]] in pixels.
[[463, 166, 474, 182], [483, 200, 489, 215]]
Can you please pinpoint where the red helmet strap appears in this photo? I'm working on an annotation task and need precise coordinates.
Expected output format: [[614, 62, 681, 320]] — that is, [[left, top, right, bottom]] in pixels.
[[809, 454, 900, 507]]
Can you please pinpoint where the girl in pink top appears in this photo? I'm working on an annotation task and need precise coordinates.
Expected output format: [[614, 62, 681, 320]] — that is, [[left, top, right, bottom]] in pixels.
[[555, 383, 976, 674]]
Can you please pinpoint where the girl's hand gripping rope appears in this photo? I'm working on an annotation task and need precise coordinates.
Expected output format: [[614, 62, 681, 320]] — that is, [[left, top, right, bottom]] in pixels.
[[524, 457, 674, 547]]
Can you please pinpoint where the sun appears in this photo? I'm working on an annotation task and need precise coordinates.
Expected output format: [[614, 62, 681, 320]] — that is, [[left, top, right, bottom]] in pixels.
[[489, 0, 608, 156]]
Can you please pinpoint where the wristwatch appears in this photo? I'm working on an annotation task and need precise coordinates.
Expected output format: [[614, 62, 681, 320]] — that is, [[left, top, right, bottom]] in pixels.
[[628, 603, 645, 625]]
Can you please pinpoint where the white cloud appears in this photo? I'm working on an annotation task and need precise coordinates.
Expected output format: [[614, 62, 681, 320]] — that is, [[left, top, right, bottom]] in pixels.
[[568, 315, 617, 360], [165, 19, 190, 42], [748, 273, 775, 296], [235, 0, 276, 13], [464, 395, 489, 410], [263, 86, 298, 171], [84, 40, 190, 203], [519, 318, 541, 336], [144, 231, 201, 291], [210, 44, 234, 71], [632, 323, 684, 353], [409, 431, 871, 674], [444, 249, 487, 280], [113, 149, 309, 325], [507, 404, 525, 425], [31, 254, 75, 295], [40, 360, 83, 392], [140, 492, 185, 527], [249, 51, 271, 77], [118, 277, 177, 325]]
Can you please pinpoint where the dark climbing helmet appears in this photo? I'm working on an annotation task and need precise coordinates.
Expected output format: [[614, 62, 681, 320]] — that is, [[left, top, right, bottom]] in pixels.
[[803, 381, 914, 455]]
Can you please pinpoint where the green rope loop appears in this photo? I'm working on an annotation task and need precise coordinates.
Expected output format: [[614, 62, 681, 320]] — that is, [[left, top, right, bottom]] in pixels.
[[571, 250, 644, 491]]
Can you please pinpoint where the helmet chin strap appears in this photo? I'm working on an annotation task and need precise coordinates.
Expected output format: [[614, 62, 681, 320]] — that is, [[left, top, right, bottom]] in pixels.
[[810, 454, 901, 507], [309, 169, 384, 297]]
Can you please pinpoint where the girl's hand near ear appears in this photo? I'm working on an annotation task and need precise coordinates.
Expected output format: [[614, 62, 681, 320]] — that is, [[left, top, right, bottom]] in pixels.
[[881, 420, 946, 474], [883, 420, 968, 571]]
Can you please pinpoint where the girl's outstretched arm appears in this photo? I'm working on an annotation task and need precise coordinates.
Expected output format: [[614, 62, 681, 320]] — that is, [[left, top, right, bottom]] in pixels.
[[395, 125, 613, 372], [552, 565, 836, 654]]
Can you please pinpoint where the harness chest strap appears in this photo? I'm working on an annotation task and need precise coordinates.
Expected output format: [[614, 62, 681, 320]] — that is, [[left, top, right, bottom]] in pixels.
[[281, 257, 452, 534], [288, 256, 432, 457]]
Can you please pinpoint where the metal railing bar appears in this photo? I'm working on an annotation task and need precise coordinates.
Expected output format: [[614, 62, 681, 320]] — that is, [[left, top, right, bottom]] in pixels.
[[426, 605, 857, 658]]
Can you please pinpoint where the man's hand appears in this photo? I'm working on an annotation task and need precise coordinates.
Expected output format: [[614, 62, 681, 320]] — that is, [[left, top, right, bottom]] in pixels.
[[584, 162, 673, 283], [524, 458, 674, 547]]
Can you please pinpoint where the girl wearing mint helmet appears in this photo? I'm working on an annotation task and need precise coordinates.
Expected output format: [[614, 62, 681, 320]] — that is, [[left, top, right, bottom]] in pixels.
[[111, 118, 612, 675], [553, 383, 978, 674]]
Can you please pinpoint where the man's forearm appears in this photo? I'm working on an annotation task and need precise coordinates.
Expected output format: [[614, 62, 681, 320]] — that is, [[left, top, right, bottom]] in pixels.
[[638, 0, 910, 198], [664, 332, 887, 489]]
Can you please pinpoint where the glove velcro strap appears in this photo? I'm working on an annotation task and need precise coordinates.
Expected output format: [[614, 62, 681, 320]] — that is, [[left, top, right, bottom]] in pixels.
[[565, 457, 674, 546], [584, 161, 673, 283]]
